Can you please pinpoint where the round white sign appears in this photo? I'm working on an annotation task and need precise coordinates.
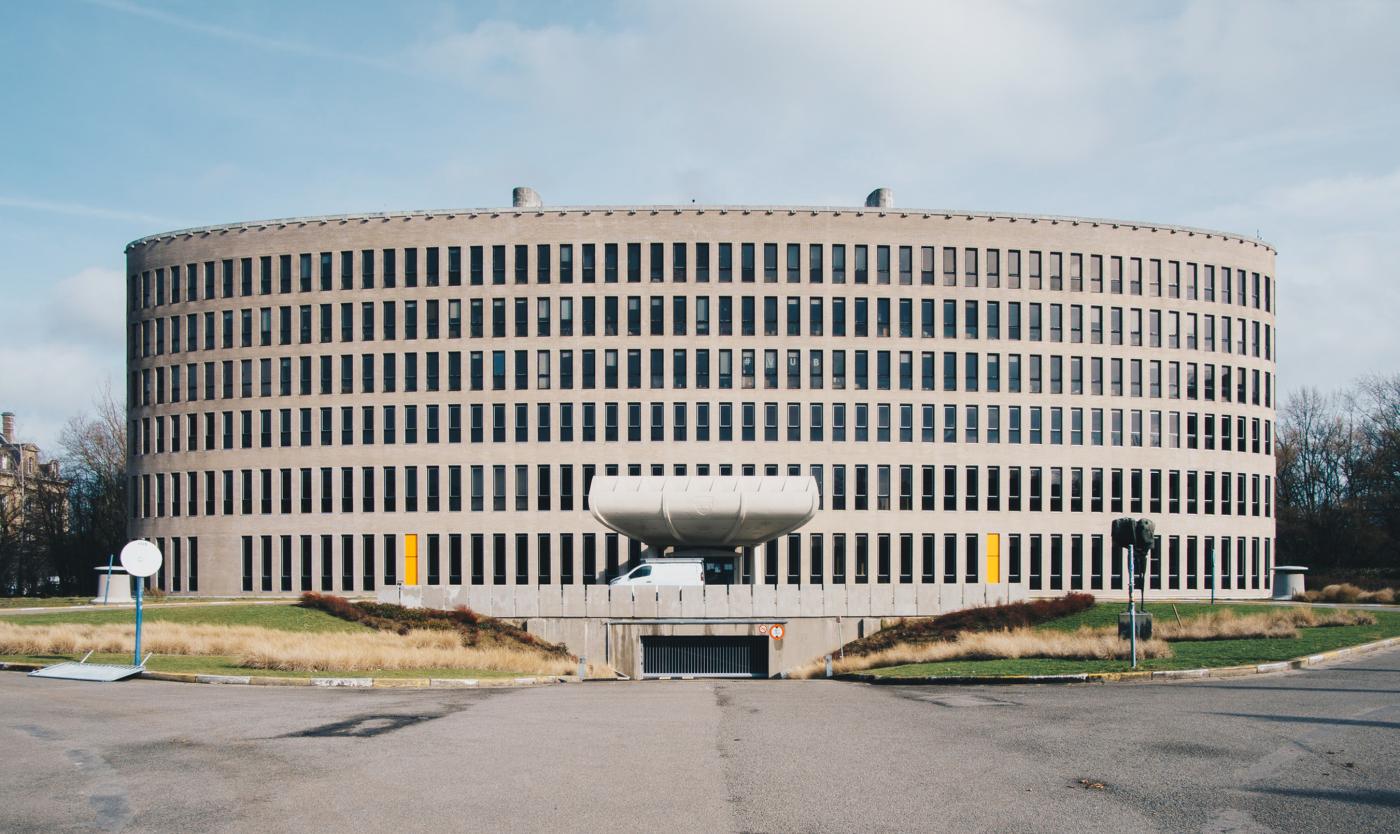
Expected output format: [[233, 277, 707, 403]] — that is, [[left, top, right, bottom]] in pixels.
[[120, 539, 164, 578]]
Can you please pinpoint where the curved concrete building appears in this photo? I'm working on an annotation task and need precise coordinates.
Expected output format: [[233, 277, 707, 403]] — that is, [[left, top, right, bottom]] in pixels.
[[124, 189, 1278, 674]]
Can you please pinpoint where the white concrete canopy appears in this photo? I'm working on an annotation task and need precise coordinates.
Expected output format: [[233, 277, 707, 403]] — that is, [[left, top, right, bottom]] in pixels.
[[588, 475, 818, 549]]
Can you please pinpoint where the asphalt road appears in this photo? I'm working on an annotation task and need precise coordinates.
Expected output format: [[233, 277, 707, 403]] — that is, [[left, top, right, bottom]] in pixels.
[[2, 648, 1397, 834]]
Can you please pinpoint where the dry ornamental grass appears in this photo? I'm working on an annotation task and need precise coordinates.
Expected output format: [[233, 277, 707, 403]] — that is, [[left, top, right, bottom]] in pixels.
[[0, 621, 575, 675], [1153, 607, 1375, 641], [1294, 584, 1397, 605], [794, 606, 1376, 677], [795, 627, 1174, 678]]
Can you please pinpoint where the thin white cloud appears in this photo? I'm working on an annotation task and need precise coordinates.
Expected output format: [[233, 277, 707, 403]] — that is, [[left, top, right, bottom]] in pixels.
[[0, 195, 181, 227], [1188, 166, 1400, 392], [45, 267, 126, 349], [410, 3, 1121, 169], [0, 266, 126, 454], [83, 0, 402, 72]]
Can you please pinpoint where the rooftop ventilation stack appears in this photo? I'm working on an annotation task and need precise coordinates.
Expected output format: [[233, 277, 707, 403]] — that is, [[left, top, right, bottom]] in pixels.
[[512, 187, 543, 208], [865, 187, 893, 208], [1, 412, 13, 445]]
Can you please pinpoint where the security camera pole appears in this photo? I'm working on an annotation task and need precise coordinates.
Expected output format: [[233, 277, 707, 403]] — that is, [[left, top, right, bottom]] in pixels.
[[1114, 517, 1155, 670]]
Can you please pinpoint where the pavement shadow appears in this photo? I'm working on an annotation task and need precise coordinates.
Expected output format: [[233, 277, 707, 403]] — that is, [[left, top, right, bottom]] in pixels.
[[1210, 712, 1400, 730], [283, 713, 442, 738], [1191, 684, 1400, 695], [279, 697, 484, 739], [1243, 786, 1400, 808]]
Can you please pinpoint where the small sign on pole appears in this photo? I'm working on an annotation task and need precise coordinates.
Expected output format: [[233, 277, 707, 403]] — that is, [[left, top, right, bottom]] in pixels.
[[120, 540, 163, 667], [102, 553, 115, 605]]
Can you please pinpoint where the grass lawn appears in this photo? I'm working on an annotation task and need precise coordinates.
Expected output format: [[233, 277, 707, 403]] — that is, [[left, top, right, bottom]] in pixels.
[[2, 652, 523, 679], [3, 602, 367, 633], [0, 602, 552, 679], [0, 597, 95, 609], [868, 603, 1400, 678], [0, 596, 257, 610]]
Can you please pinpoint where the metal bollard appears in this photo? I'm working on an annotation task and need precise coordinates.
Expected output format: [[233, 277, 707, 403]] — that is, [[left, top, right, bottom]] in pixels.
[[825, 654, 833, 678], [578, 656, 587, 681]]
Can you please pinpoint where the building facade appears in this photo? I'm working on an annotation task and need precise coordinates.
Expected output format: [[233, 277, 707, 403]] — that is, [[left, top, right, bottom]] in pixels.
[[125, 190, 1277, 668], [1, 412, 68, 524], [1, 412, 71, 595]]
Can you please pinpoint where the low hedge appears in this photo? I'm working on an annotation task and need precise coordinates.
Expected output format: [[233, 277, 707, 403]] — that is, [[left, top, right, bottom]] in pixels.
[[837, 593, 1097, 658], [298, 592, 571, 657]]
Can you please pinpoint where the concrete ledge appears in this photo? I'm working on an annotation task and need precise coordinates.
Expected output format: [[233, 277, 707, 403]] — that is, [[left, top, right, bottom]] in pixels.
[[1153, 668, 1211, 679], [1084, 671, 1153, 683], [248, 676, 310, 686], [311, 677, 374, 688], [1205, 664, 1259, 678], [371, 678, 429, 689], [429, 678, 479, 687], [0, 662, 41, 672], [1298, 635, 1399, 667], [195, 674, 252, 685], [140, 671, 198, 683]]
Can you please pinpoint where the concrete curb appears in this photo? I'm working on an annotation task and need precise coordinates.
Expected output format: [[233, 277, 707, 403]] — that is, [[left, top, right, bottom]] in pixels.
[[836, 635, 1400, 686], [0, 662, 572, 689]]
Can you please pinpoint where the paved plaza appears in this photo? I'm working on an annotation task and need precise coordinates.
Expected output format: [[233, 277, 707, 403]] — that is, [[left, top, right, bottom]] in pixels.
[[3, 648, 1397, 833]]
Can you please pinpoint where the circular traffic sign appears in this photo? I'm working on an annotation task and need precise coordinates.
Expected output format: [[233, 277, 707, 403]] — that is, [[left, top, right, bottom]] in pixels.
[[770, 624, 785, 641], [757, 624, 769, 635], [120, 540, 163, 578]]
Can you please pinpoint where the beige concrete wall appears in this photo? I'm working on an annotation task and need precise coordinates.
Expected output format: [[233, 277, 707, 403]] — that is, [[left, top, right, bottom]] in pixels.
[[518, 615, 881, 678], [387, 582, 1267, 675]]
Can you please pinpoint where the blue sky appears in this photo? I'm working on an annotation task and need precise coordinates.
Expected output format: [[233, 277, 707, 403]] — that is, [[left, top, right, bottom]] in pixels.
[[2, 0, 1398, 450]]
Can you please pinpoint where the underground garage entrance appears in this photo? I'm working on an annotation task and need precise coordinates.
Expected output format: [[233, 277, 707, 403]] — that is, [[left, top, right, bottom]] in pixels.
[[640, 635, 770, 679]]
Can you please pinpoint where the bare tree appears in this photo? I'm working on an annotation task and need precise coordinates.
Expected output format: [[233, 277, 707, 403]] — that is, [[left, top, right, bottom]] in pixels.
[[52, 382, 129, 593], [1276, 373, 1400, 574], [60, 381, 126, 486]]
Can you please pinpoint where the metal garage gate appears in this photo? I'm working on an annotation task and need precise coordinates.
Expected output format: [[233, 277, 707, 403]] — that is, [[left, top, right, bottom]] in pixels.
[[640, 635, 769, 679]]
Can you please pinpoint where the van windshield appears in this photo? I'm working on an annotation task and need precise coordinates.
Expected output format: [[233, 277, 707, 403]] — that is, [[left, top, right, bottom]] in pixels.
[[629, 566, 652, 579]]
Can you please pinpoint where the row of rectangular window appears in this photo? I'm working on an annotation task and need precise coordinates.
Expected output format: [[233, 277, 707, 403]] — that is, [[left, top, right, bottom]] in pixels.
[[131, 401, 1274, 458], [133, 350, 1275, 413], [133, 462, 1273, 525], [133, 296, 1275, 365], [132, 246, 1274, 315], [137, 535, 198, 593], [217, 529, 1272, 593]]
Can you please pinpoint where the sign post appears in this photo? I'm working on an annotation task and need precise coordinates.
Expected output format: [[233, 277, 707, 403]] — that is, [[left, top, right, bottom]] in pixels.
[[102, 553, 115, 605], [120, 540, 163, 667], [1125, 542, 1136, 668]]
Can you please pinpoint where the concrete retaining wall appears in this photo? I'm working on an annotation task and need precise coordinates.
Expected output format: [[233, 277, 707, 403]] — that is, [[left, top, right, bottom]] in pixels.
[[378, 583, 1269, 677]]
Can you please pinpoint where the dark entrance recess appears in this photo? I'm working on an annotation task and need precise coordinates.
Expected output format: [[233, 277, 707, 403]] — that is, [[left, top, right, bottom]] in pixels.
[[640, 635, 769, 678]]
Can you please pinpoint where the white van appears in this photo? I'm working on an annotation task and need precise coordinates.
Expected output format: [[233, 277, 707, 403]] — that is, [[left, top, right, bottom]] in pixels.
[[609, 559, 704, 587]]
